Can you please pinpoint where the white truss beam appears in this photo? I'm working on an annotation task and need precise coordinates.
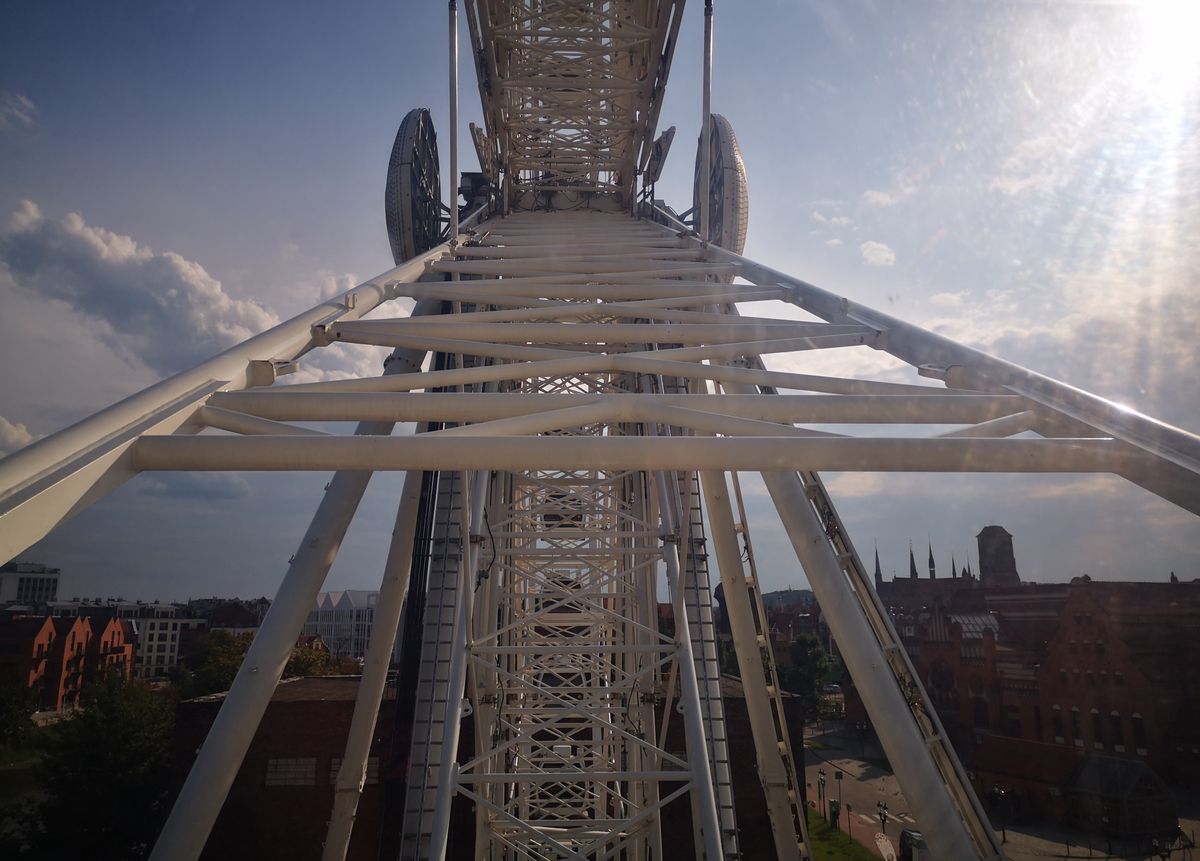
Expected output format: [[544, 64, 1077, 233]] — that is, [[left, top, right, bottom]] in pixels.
[[4, 203, 1196, 861]]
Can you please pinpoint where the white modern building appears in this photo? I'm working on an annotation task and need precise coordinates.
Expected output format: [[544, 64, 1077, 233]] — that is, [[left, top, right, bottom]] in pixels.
[[0, 561, 60, 606], [133, 605, 206, 679], [304, 590, 402, 662]]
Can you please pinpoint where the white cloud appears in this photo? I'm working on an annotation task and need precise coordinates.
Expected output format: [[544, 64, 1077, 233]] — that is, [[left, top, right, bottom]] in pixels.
[[988, 134, 1073, 197], [0, 415, 36, 456], [824, 238, 843, 248], [0, 92, 37, 130], [0, 201, 278, 376], [811, 210, 829, 224], [316, 271, 358, 302], [859, 240, 896, 267], [823, 473, 886, 499], [287, 341, 391, 385], [928, 291, 966, 308], [829, 215, 852, 226], [862, 189, 896, 207], [138, 472, 252, 500]]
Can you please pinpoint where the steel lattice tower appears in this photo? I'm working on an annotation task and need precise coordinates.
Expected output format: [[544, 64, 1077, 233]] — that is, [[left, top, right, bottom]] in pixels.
[[1, 3, 1197, 860]]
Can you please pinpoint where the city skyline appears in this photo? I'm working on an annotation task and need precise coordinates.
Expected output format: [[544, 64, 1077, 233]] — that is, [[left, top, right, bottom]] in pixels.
[[1, 1, 1198, 600]]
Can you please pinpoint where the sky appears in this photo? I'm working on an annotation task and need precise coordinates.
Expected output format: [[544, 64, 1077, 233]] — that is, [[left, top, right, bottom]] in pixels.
[[1, 0, 1198, 601]]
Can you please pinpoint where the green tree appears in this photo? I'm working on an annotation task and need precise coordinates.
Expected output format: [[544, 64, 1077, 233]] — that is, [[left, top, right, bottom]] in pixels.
[[779, 633, 829, 717], [283, 644, 335, 677], [174, 629, 251, 698], [0, 670, 35, 751], [17, 672, 174, 859]]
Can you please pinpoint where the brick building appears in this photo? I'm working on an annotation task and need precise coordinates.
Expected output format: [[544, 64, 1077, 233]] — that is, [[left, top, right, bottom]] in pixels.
[[170, 675, 805, 860], [846, 573, 1197, 836], [86, 615, 136, 680], [46, 615, 92, 711], [0, 615, 56, 693]]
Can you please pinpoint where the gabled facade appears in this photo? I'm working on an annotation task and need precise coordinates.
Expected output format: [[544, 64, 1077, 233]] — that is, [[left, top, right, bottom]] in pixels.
[[47, 615, 91, 711], [86, 615, 135, 680], [0, 614, 56, 694]]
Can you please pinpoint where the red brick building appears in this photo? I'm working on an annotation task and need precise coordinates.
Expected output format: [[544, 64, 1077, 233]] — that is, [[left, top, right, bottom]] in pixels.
[[0, 614, 56, 692], [86, 616, 135, 680], [1, 614, 92, 711], [47, 615, 92, 711], [170, 675, 805, 860], [846, 577, 1198, 836]]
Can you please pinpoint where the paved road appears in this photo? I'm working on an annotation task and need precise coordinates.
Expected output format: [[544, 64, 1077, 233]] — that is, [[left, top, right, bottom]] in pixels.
[[803, 731, 909, 858], [803, 723, 1200, 860]]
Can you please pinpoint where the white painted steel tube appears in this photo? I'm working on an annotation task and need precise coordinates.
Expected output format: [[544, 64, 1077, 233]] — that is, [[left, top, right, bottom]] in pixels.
[[151, 467, 380, 861], [329, 319, 850, 345], [761, 469, 981, 859], [321, 467, 425, 861], [132, 435, 1149, 475], [700, 470, 803, 861], [659, 529, 725, 861], [195, 406, 329, 437], [449, 0, 460, 243], [699, 0, 713, 241], [207, 392, 1024, 425], [149, 304, 445, 861], [427, 468, 491, 861], [661, 219, 1200, 476]]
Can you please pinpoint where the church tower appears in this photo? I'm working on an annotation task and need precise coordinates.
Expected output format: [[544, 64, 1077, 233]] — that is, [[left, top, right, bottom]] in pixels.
[[977, 525, 1021, 587]]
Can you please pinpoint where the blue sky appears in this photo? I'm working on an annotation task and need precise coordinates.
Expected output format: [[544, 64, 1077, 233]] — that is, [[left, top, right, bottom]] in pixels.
[[1, 1, 1198, 600]]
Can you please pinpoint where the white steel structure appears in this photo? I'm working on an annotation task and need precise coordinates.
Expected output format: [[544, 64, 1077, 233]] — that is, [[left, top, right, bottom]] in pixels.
[[1, 3, 1198, 861]]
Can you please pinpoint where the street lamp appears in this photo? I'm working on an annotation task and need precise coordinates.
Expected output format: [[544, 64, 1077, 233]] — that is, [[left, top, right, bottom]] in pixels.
[[878, 801, 889, 835], [990, 785, 1008, 843], [818, 769, 827, 821]]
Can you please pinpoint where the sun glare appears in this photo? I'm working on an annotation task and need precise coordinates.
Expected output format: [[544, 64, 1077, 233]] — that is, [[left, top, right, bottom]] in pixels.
[[1134, 0, 1200, 96]]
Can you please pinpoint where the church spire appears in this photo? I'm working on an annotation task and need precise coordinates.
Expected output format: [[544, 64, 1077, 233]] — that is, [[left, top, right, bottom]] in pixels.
[[874, 543, 883, 589], [928, 540, 936, 579], [909, 541, 919, 579], [951, 554, 958, 579]]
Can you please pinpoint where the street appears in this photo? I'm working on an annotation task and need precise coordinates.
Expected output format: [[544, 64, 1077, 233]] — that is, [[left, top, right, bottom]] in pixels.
[[802, 722, 1200, 860]]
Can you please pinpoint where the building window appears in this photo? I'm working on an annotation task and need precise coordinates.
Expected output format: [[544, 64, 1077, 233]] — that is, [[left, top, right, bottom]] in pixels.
[[1110, 712, 1124, 752], [1100, 670, 1108, 684], [1086, 671, 1095, 686], [265, 758, 317, 787], [1052, 706, 1064, 744], [1132, 713, 1147, 754], [329, 757, 379, 785], [1091, 709, 1104, 750], [1059, 668, 1068, 685], [1115, 672, 1125, 686], [1005, 705, 1022, 738], [1069, 639, 1078, 654], [1071, 707, 1083, 747], [1095, 640, 1105, 655]]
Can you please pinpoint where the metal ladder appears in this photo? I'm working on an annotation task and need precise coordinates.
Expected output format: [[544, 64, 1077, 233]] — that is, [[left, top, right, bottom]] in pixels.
[[723, 471, 812, 858], [399, 467, 465, 860], [678, 470, 741, 859]]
